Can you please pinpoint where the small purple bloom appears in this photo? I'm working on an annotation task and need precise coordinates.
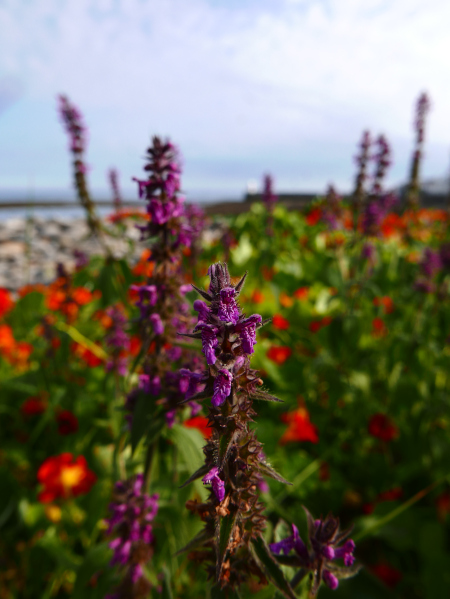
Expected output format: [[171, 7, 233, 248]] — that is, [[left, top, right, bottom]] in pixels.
[[421, 248, 442, 278], [194, 299, 211, 324], [323, 570, 339, 590], [149, 313, 164, 336], [212, 369, 233, 407], [202, 466, 225, 502], [196, 323, 219, 365], [218, 287, 240, 324], [237, 314, 262, 355], [165, 409, 176, 428]]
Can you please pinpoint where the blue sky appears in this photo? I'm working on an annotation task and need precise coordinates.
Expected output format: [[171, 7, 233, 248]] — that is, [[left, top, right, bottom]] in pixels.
[[1, 0, 450, 201]]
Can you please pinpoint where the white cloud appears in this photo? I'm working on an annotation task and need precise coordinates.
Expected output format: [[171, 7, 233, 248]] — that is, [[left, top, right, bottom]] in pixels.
[[1, 0, 449, 195]]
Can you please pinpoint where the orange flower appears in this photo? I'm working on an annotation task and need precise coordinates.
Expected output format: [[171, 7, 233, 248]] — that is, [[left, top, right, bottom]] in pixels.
[[250, 290, 265, 304], [279, 407, 319, 444], [272, 314, 290, 330], [129, 336, 142, 356], [17, 283, 46, 298], [72, 287, 93, 306], [0, 324, 15, 353], [267, 346, 292, 365], [0, 288, 13, 318], [306, 207, 322, 226], [37, 453, 96, 503], [372, 317, 387, 338], [262, 266, 274, 281], [132, 249, 154, 278], [373, 296, 394, 314], [279, 292, 294, 308], [293, 287, 309, 301], [184, 416, 212, 439]]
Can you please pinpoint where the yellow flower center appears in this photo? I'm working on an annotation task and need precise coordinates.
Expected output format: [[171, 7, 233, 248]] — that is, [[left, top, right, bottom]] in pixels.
[[60, 465, 84, 489]]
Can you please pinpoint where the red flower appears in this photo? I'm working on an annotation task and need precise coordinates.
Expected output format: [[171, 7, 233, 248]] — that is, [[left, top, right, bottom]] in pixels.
[[21, 397, 47, 417], [129, 336, 142, 356], [309, 316, 332, 333], [371, 563, 402, 588], [0, 288, 13, 318], [368, 413, 398, 441], [293, 287, 309, 301], [56, 410, 79, 435], [373, 296, 394, 314], [280, 407, 319, 445], [272, 314, 290, 330], [184, 416, 212, 439], [306, 207, 322, 226], [37, 453, 96, 503], [372, 317, 387, 338], [377, 486, 403, 503], [72, 287, 94, 306], [71, 342, 103, 367], [267, 346, 292, 365]]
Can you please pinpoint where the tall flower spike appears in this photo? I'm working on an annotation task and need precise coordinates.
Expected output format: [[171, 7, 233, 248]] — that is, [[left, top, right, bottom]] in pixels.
[[352, 130, 371, 222], [58, 95, 106, 244], [179, 263, 291, 592], [406, 92, 430, 208]]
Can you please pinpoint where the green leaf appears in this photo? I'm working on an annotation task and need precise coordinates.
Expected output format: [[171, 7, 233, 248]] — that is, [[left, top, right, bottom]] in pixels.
[[130, 393, 161, 454], [166, 424, 205, 473], [161, 566, 174, 599], [250, 535, 297, 599], [256, 462, 292, 486], [179, 464, 209, 489], [216, 509, 239, 579], [175, 528, 212, 556]]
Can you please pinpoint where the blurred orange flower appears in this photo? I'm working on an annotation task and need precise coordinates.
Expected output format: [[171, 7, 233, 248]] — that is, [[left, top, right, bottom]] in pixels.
[[184, 416, 212, 439], [293, 287, 309, 301], [280, 407, 319, 444], [0, 288, 13, 318]]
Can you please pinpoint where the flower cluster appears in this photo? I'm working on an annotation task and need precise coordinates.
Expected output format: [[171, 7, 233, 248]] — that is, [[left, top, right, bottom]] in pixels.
[[371, 135, 391, 197], [125, 136, 204, 429], [262, 174, 277, 235], [352, 130, 371, 215], [105, 475, 159, 599], [406, 92, 430, 208], [270, 508, 358, 594], [361, 193, 397, 237], [414, 247, 442, 294], [180, 263, 286, 590], [109, 168, 123, 212], [105, 306, 130, 376]]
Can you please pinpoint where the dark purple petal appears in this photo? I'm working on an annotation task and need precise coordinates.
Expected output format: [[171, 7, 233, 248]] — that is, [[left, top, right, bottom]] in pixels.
[[323, 570, 339, 590], [212, 369, 233, 407]]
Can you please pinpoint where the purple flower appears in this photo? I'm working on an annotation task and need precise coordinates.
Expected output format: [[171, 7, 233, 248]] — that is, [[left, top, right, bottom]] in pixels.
[[196, 323, 219, 365], [323, 570, 339, 590], [165, 409, 177, 428], [105, 475, 158, 594], [212, 369, 233, 407], [237, 314, 262, 355], [421, 248, 442, 278], [218, 287, 240, 324], [194, 299, 211, 324], [139, 374, 161, 395], [202, 466, 225, 502], [149, 313, 164, 336], [269, 524, 309, 563]]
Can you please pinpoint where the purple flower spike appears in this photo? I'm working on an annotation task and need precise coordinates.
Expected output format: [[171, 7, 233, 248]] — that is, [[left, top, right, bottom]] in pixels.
[[323, 570, 339, 590], [149, 313, 164, 336], [202, 467, 225, 502], [334, 540, 356, 566], [212, 369, 233, 407], [218, 287, 239, 324]]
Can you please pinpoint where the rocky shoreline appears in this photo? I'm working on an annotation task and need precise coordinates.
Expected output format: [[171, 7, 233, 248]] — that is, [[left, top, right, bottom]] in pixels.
[[0, 216, 145, 290]]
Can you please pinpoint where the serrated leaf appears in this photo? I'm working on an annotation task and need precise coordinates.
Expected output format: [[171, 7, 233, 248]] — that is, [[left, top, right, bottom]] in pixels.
[[216, 509, 239, 580], [250, 535, 297, 599], [256, 462, 292, 485], [251, 389, 284, 402], [175, 528, 212, 556], [179, 464, 209, 489]]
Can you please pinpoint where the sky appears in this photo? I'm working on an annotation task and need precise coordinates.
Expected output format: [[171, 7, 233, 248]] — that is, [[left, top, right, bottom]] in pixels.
[[1, 0, 450, 202]]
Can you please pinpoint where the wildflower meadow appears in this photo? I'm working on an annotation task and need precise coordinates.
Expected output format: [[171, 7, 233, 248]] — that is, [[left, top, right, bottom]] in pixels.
[[1, 93, 450, 599]]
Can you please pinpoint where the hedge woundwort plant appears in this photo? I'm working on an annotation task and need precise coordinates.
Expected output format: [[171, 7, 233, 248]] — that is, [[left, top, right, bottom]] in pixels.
[[407, 92, 430, 209]]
